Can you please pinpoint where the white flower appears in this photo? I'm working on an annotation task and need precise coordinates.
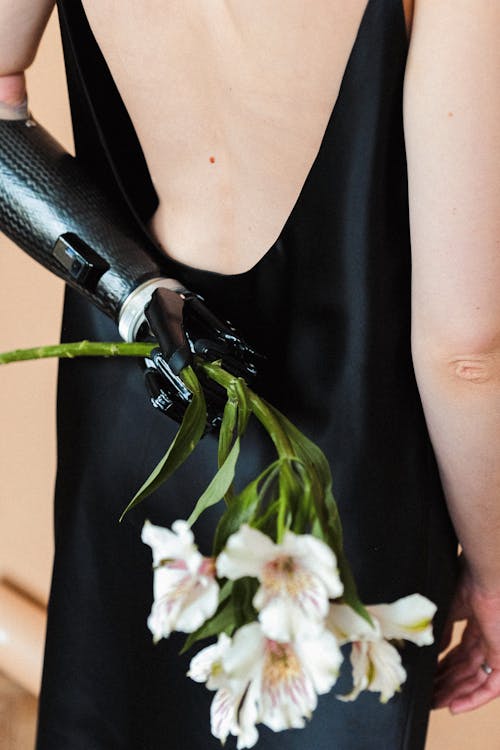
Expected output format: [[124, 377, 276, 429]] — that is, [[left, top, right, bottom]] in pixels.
[[188, 622, 343, 748], [328, 604, 405, 703], [216, 525, 343, 641], [328, 594, 436, 703], [188, 633, 244, 745], [346, 638, 407, 704], [368, 594, 436, 646], [188, 632, 232, 690], [141, 519, 219, 641]]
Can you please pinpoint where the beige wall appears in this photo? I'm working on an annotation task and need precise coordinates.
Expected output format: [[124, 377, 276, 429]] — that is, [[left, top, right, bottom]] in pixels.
[[0, 12, 70, 608], [0, 8, 498, 747]]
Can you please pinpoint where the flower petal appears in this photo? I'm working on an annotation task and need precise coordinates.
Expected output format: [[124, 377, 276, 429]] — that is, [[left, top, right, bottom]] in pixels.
[[368, 594, 436, 646], [236, 679, 261, 749], [175, 578, 220, 633], [258, 596, 324, 642], [223, 622, 265, 681], [296, 630, 343, 695], [260, 642, 315, 731], [211, 686, 242, 745], [281, 531, 344, 599], [338, 641, 370, 702], [147, 593, 183, 641], [327, 604, 379, 645], [339, 639, 407, 704], [142, 520, 219, 638], [188, 636, 228, 684], [152, 566, 190, 600], [142, 519, 201, 574], [260, 687, 309, 733], [216, 525, 277, 580], [367, 639, 407, 703]]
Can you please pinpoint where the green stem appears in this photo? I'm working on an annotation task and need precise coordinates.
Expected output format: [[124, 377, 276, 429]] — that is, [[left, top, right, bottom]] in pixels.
[[198, 361, 295, 459], [0, 341, 155, 364], [250, 396, 295, 459]]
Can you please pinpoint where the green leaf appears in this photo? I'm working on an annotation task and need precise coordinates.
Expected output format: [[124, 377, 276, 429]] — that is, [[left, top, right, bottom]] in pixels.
[[233, 378, 251, 436], [187, 437, 241, 526], [232, 577, 259, 628], [252, 498, 281, 534], [214, 371, 253, 507], [276, 459, 300, 541], [266, 401, 371, 622], [290, 460, 314, 533], [212, 460, 281, 555], [217, 578, 234, 605], [267, 403, 343, 546], [119, 366, 206, 521], [218, 394, 238, 468]]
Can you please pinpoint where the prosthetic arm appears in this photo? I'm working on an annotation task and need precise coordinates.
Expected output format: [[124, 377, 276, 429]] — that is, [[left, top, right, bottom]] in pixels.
[[0, 111, 259, 425]]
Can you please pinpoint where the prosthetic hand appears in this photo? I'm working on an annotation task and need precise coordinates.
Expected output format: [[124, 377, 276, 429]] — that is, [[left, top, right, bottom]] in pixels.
[[0, 111, 259, 426], [142, 287, 259, 426]]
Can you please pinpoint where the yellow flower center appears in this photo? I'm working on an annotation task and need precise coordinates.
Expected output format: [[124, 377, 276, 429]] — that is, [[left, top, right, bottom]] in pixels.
[[262, 640, 302, 688], [261, 555, 311, 598]]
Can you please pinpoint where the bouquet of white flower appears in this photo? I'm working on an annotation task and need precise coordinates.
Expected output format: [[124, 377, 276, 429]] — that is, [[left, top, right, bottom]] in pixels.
[[0, 343, 436, 749]]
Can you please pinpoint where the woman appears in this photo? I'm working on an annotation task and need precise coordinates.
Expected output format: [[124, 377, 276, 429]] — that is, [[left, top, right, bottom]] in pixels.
[[0, 1, 499, 748]]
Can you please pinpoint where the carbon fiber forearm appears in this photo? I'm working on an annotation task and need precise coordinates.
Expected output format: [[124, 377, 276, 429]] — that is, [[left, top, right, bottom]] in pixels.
[[0, 116, 172, 321]]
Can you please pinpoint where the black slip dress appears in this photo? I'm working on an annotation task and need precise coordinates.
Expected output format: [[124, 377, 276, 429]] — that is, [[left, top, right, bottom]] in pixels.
[[36, 1, 459, 748]]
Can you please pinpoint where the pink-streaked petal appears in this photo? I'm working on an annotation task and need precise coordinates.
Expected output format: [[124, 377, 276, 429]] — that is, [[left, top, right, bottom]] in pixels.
[[281, 532, 343, 598], [260, 688, 309, 733], [216, 525, 277, 580], [152, 567, 191, 600], [294, 576, 330, 620], [147, 594, 183, 642], [210, 687, 241, 744], [260, 665, 315, 732], [368, 594, 436, 646], [259, 639, 317, 732], [236, 678, 261, 749], [257, 558, 329, 615], [175, 578, 219, 633]]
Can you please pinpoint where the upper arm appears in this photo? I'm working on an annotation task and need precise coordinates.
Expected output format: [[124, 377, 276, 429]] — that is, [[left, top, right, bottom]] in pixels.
[[0, 0, 55, 75], [403, 0, 500, 357]]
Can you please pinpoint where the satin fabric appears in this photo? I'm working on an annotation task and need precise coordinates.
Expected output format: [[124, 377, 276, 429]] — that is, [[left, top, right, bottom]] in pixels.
[[36, 1, 458, 747]]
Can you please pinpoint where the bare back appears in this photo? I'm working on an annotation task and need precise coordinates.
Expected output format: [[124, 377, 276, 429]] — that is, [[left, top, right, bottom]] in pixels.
[[81, 1, 412, 274]]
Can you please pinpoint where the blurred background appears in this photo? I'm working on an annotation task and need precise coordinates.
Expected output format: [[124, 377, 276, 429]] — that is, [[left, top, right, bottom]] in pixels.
[[0, 7, 499, 749]]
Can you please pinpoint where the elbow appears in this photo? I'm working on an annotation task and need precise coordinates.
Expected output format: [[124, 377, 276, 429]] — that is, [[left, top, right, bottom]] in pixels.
[[412, 326, 500, 387], [446, 352, 500, 385]]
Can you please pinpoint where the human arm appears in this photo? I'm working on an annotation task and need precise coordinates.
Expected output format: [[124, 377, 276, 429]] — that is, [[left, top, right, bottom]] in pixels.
[[0, 0, 54, 100], [403, 0, 500, 712]]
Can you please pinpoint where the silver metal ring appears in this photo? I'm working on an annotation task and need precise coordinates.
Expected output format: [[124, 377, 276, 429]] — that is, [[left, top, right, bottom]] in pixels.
[[0, 98, 29, 121], [480, 662, 493, 676], [118, 277, 185, 342]]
